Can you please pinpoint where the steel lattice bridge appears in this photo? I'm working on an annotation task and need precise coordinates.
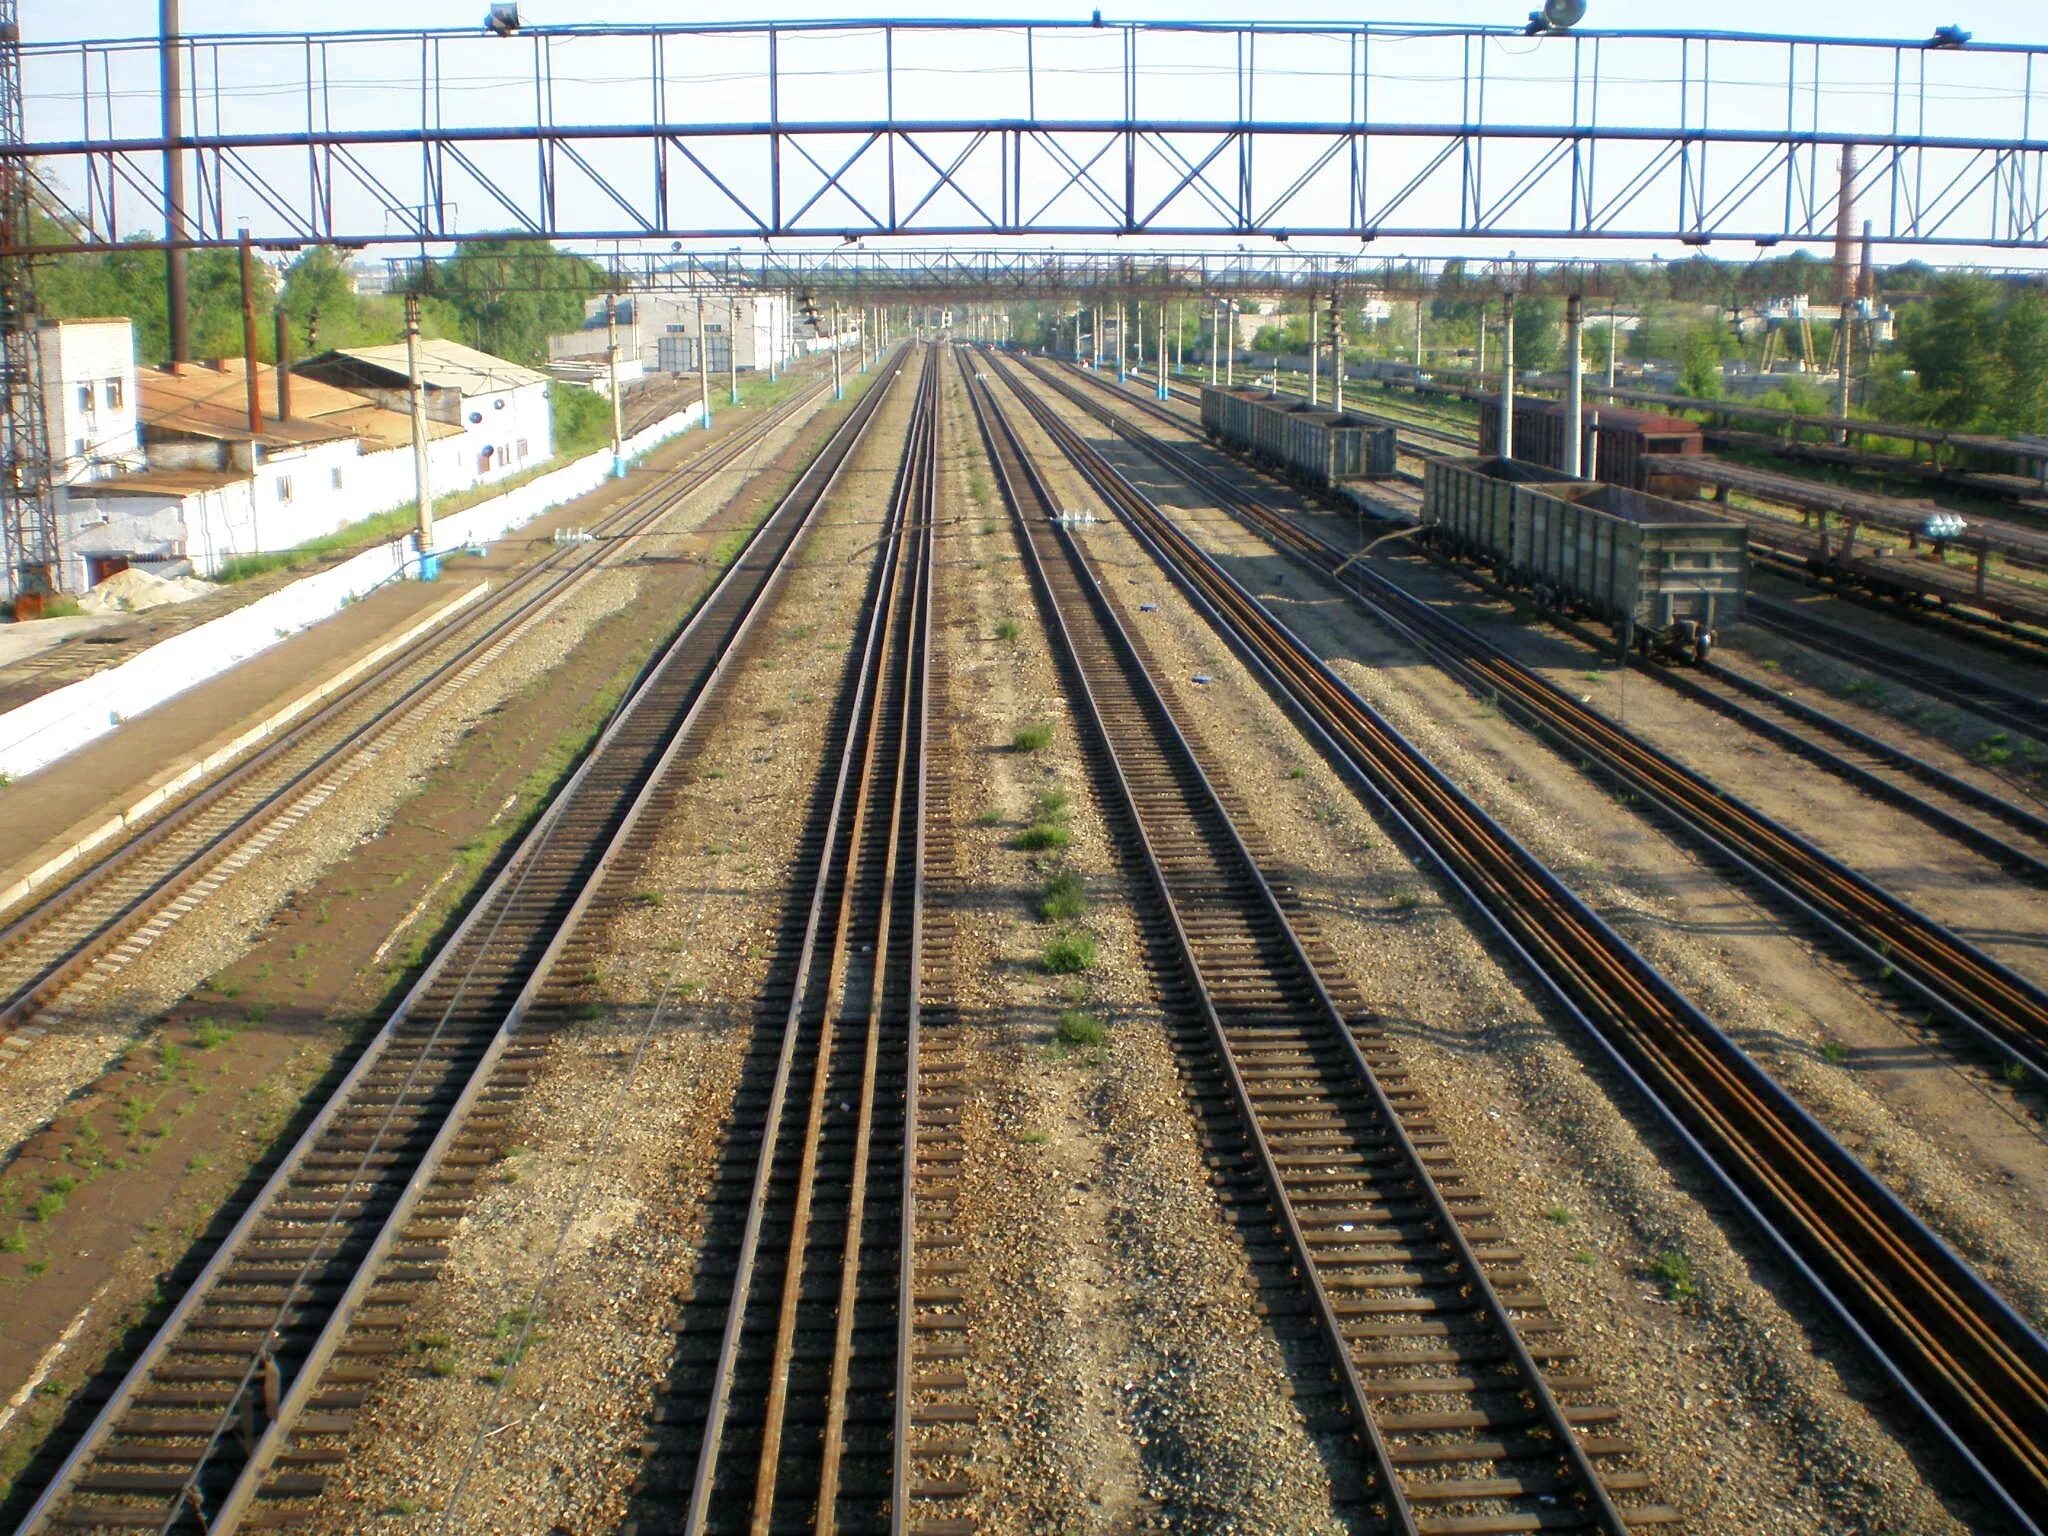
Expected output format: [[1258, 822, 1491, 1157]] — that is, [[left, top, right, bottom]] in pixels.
[[379, 247, 2047, 304], [8, 17, 2048, 257]]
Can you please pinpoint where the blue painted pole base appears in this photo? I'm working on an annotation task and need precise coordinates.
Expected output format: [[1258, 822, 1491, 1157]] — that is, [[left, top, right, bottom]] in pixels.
[[612, 454, 628, 478], [417, 552, 440, 582]]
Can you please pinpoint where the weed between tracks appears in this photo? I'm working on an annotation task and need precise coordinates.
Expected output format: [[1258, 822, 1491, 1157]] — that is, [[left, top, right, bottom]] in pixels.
[[1648, 1247, 1698, 1302]]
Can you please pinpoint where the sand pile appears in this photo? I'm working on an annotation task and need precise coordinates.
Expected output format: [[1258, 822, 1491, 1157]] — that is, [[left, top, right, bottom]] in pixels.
[[79, 566, 215, 615]]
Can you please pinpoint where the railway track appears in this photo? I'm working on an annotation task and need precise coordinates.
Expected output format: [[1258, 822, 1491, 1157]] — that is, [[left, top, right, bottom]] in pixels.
[[986, 345, 2048, 1535], [4, 349, 910, 1536], [1747, 597, 2048, 742], [1103, 372, 2048, 874], [0, 376, 832, 1063], [965, 348, 1673, 1536], [1040, 352, 2048, 1086], [622, 346, 969, 1536]]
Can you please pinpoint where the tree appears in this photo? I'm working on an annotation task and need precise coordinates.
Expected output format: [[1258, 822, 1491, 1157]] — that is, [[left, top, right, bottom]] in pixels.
[[279, 248, 407, 354], [33, 216, 263, 365], [1510, 297, 1562, 374], [1677, 328, 1724, 398], [1895, 273, 2003, 429], [403, 236, 602, 366], [1996, 292, 2048, 435]]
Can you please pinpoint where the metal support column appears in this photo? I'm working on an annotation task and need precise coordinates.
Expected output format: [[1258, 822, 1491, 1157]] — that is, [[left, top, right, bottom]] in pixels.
[[1209, 300, 1219, 386], [1498, 292, 1516, 460], [1413, 300, 1423, 368], [728, 295, 740, 405], [239, 230, 261, 433], [403, 292, 435, 575], [1332, 297, 1345, 412], [160, 0, 189, 369], [696, 292, 713, 427], [606, 294, 625, 475], [1606, 306, 1618, 389], [831, 302, 842, 401], [1563, 294, 1584, 478], [1157, 299, 1168, 400], [1835, 310, 1853, 442], [1309, 301, 1319, 407], [273, 307, 291, 421]]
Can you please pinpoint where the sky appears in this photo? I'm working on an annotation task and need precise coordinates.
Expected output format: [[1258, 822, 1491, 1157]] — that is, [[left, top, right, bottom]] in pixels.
[[19, 3, 2048, 270]]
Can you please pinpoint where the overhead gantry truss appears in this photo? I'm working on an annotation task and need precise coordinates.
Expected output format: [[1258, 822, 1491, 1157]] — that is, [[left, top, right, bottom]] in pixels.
[[380, 247, 2048, 305], [9, 19, 2048, 256]]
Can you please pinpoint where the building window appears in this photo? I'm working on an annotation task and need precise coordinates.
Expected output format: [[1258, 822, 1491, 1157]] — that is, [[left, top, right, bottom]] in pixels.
[[276, 476, 294, 504], [331, 466, 345, 490], [667, 323, 687, 333], [105, 377, 124, 410], [706, 323, 724, 333], [77, 382, 95, 412]]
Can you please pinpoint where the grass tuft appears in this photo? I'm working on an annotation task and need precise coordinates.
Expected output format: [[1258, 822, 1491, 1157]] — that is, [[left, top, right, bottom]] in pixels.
[[1647, 1247, 1697, 1301], [1011, 722, 1054, 753], [1037, 871, 1087, 922], [1041, 930, 1097, 974], [1053, 1010, 1107, 1048], [993, 618, 1020, 642], [1013, 822, 1072, 852]]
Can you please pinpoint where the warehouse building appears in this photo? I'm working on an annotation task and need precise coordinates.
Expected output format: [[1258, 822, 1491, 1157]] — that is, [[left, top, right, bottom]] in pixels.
[[548, 290, 796, 377], [295, 339, 551, 485]]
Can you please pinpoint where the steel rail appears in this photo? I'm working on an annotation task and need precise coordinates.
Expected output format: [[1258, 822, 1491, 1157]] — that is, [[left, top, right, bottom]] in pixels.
[[1036, 354, 2048, 1085], [1113, 365, 2048, 869], [0, 375, 831, 1046], [682, 348, 935, 1536], [1748, 598, 2048, 742], [988, 346, 2048, 1536], [7, 351, 906, 1536], [967, 347, 1659, 1536]]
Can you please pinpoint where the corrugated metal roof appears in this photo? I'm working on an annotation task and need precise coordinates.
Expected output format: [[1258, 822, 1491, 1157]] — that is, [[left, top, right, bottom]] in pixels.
[[142, 361, 381, 447], [311, 338, 550, 395], [72, 467, 250, 497]]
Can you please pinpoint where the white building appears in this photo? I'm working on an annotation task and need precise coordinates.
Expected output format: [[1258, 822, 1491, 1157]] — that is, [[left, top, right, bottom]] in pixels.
[[55, 352, 467, 588], [296, 340, 552, 486], [36, 318, 145, 487], [550, 290, 795, 378]]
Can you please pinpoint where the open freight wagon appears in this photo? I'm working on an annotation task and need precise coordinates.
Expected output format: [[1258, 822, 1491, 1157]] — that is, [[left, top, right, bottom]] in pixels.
[[1199, 385, 1399, 489], [1476, 398, 1705, 496], [1424, 455, 1747, 663]]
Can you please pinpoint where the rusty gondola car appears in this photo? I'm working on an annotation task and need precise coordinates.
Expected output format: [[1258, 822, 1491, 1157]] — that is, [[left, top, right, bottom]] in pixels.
[[1424, 454, 1748, 663], [1477, 397, 1706, 496], [1200, 384, 1400, 488]]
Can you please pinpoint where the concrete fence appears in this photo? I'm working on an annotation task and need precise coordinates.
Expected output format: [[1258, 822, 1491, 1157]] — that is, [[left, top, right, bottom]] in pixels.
[[0, 399, 705, 784]]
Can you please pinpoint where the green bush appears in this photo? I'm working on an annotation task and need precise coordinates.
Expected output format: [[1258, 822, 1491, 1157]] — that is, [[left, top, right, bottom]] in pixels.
[[994, 618, 1020, 642], [1011, 723, 1054, 752], [1041, 930, 1097, 974], [1648, 1248, 1697, 1301], [549, 380, 614, 458], [1038, 871, 1087, 922], [1013, 823, 1072, 852], [1054, 1010, 1107, 1048]]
